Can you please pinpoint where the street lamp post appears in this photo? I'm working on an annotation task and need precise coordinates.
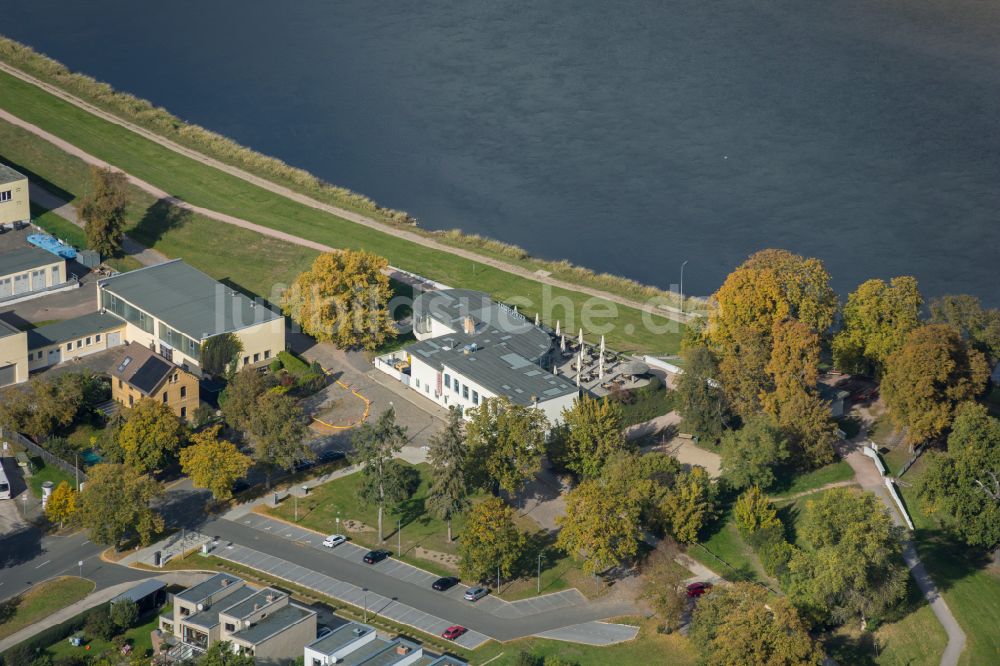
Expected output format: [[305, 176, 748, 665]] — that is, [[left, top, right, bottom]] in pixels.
[[363, 588, 368, 622], [78, 560, 83, 578], [537, 552, 542, 594], [680, 260, 688, 312], [294, 495, 298, 522], [497, 565, 500, 594], [397, 519, 401, 557]]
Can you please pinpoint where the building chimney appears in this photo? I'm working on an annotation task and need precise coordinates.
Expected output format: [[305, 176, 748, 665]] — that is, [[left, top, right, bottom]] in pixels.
[[463, 316, 475, 335], [395, 645, 411, 656], [221, 578, 231, 587]]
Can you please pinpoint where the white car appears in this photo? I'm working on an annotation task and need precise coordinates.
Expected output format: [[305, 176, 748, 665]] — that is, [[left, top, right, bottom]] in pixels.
[[322, 534, 347, 548]]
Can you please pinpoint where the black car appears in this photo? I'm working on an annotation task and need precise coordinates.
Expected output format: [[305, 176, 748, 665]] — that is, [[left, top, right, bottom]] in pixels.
[[363, 550, 391, 564], [432, 576, 459, 591], [318, 450, 346, 463]]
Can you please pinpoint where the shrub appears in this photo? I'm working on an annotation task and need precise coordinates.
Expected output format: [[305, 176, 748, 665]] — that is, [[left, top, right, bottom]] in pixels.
[[84, 607, 117, 641], [749, 524, 795, 578], [268, 359, 282, 373], [110, 598, 138, 630], [513, 652, 540, 666], [733, 486, 781, 536]]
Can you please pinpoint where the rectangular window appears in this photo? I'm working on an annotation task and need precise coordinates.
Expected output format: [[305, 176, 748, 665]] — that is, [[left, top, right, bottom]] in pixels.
[[253, 352, 260, 363], [180, 386, 187, 398], [415, 378, 420, 388], [51, 265, 60, 284], [463, 385, 469, 400], [264, 350, 271, 359], [129, 395, 134, 407], [473, 390, 479, 405], [76, 340, 82, 349], [162, 392, 168, 403], [453, 380, 460, 395], [66, 343, 72, 351], [96, 334, 101, 343], [243, 356, 250, 366], [118, 379, 123, 389], [179, 606, 190, 617], [86, 337, 92, 346], [180, 406, 187, 419], [224, 623, 235, 633], [0, 190, 11, 202], [444, 374, 451, 389], [105, 292, 154, 334]]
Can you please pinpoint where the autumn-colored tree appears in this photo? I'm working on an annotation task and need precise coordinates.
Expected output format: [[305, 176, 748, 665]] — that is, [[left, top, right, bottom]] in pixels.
[[220, 367, 267, 435], [118, 398, 185, 474], [929, 294, 1000, 364], [560, 395, 631, 478], [459, 497, 526, 582], [44, 481, 78, 528], [660, 466, 715, 543], [733, 485, 781, 536], [640, 539, 687, 632], [882, 324, 990, 445], [76, 463, 164, 550], [689, 582, 824, 666], [200, 333, 244, 379], [249, 391, 312, 487], [720, 416, 789, 490], [833, 276, 923, 376], [0, 375, 86, 440], [351, 408, 411, 542], [78, 166, 129, 256], [281, 250, 397, 351], [673, 343, 728, 442], [919, 402, 1000, 551], [465, 397, 548, 495], [426, 407, 472, 542], [180, 425, 253, 500], [556, 477, 644, 574]]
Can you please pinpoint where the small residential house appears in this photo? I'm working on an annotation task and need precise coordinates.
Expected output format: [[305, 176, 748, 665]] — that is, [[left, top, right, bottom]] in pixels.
[[160, 574, 316, 664], [0, 319, 27, 388], [26, 312, 126, 371], [0, 246, 66, 304], [108, 342, 200, 421], [0, 163, 29, 227], [97, 260, 285, 374]]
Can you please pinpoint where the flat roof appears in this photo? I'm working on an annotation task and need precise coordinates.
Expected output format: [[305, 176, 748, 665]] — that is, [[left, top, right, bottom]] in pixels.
[[350, 638, 422, 666], [306, 622, 374, 656], [0, 319, 20, 338], [219, 588, 286, 620], [230, 603, 314, 646], [0, 246, 62, 278], [111, 579, 165, 605], [98, 260, 282, 341], [27, 312, 125, 350], [174, 573, 244, 604], [0, 163, 26, 186]]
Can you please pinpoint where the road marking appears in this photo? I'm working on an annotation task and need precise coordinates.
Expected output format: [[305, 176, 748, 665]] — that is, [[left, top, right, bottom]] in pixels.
[[34, 560, 51, 569]]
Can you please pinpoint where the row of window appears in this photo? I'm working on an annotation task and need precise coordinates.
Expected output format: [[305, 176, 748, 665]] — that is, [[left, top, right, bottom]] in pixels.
[[243, 350, 271, 365], [27, 333, 104, 362], [442, 372, 480, 405], [105, 292, 155, 334]]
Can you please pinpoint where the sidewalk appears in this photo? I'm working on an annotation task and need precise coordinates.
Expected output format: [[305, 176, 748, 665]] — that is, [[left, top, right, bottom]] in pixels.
[[0, 572, 211, 654]]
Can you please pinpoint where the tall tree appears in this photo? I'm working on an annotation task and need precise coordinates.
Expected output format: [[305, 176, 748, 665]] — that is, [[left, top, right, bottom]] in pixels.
[[689, 582, 824, 666], [659, 466, 716, 543], [733, 485, 781, 536], [458, 497, 526, 582], [44, 481, 78, 529], [465, 397, 548, 496], [248, 391, 312, 487], [785, 488, 908, 627], [76, 463, 163, 550], [560, 395, 631, 478], [556, 477, 644, 574], [882, 324, 990, 445], [720, 415, 789, 490], [180, 425, 253, 501], [919, 402, 1000, 551], [117, 398, 185, 473], [220, 367, 267, 435], [110, 598, 139, 631], [640, 540, 688, 632], [0, 375, 85, 440], [426, 407, 472, 542], [281, 250, 397, 350], [351, 408, 411, 542], [673, 343, 728, 442], [833, 276, 923, 376], [929, 294, 1000, 364], [200, 333, 244, 379], [78, 166, 129, 256]]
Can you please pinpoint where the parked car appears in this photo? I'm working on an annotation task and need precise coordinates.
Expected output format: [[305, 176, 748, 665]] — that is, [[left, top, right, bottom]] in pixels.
[[318, 449, 346, 463], [322, 534, 347, 548], [432, 576, 459, 591], [686, 582, 713, 598], [464, 586, 489, 602], [363, 550, 391, 564], [441, 625, 467, 641]]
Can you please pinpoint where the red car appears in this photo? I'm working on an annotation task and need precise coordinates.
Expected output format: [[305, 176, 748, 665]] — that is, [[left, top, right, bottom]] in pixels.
[[686, 582, 713, 598], [442, 625, 467, 641]]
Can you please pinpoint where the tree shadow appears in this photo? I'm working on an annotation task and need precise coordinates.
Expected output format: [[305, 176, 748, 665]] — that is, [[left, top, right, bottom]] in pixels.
[[129, 199, 190, 248], [0, 525, 44, 568], [911, 526, 993, 594], [823, 632, 878, 666], [0, 158, 76, 202]]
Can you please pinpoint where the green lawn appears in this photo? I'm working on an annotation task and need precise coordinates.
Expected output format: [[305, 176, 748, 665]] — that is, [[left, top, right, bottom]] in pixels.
[[689, 519, 772, 587], [26, 459, 76, 498], [0, 70, 684, 354], [0, 577, 95, 640], [769, 460, 856, 499], [42, 605, 164, 662]]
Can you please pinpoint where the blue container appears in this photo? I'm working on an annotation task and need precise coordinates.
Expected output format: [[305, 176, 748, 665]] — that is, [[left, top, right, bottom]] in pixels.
[[27, 233, 77, 260]]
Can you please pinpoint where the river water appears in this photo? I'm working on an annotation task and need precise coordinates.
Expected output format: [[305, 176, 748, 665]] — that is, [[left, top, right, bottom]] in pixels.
[[5, 0, 1000, 303]]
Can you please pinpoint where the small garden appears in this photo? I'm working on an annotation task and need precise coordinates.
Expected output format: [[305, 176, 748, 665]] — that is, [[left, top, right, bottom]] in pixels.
[[603, 375, 676, 427], [267, 351, 327, 397]]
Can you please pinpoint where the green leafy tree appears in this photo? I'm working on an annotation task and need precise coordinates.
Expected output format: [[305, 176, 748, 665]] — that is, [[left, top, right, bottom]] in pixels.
[[200, 333, 244, 379], [248, 391, 312, 488], [110, 598, 139, 630], [197, 641, 255, 666], [281, 250, 397, 350], [220, 367, 268, 435], [660, 466, 715, 543], [919, 402, 1000, 551], [465, 396, 548, 495], [929, 294, 1000, 364], [833, 276, 923, 375], [640, 540, 687, 632], [426, 407, 472, 542], [556, 477, 644, 575], [78, 166, 129, 256], [882, 324, 990, 445], [785, 488, 908, 626], [44, 481, 78, 529], [351, 408, 411, 542], [601, 450, 685, 534], [560, 395, 631, 478], [76, 463, 164, 550], [459, 497, 526, 582], [674, 343, 728, 442], [117, 398, 185, 473], [0, 375, 85, 440], [733, 485, 781, 536], [689, 582, 824, 666], [179, 425, 253, 500], [85, 607, 117, 641], [719, 415, 789, 490]]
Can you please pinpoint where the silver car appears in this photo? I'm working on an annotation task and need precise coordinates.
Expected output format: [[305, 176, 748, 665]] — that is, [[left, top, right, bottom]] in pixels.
[[464, 586, 489, 602]]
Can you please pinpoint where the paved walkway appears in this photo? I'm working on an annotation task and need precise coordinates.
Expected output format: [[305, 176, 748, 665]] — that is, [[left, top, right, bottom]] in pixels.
[[533, 621, 639, 645], [0, 572, 210, 653], [838, 436, 966, 666], [0, 61, 698, 326], [628, 412, 722, 478]]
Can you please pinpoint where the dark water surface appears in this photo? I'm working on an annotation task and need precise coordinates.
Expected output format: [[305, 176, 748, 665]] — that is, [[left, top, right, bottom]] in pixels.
[[5, 0, 1000, 303]]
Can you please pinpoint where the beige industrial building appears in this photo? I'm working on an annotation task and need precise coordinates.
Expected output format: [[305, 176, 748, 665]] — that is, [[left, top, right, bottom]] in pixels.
[[0, 319, 28, 388], [26, 312, 126, 371], [98, 260, 285, 374], [0, 164, 30, 227], [0, 246, 67, 303]]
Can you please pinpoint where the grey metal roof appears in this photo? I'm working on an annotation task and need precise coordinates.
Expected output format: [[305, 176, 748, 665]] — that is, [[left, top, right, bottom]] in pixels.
[[219, 588, 286, 620], [183, 609, 221, 630], [305, 622, 374, 656], [0, 319, 20, 338], [98, 260, 282, 341], [174, 573, 244, 604], [426, 657, 467, 666], [111, 579, 165, 606], [27, 312, 125, 350], [0, 163, 26, 186], [229, 603, 314, 646], [0, 246, 61, 277], [350, 638, 422, 666]]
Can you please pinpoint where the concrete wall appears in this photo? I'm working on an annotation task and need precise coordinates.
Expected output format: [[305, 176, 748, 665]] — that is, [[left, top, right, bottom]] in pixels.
[[232, 318, 285, 369], [237, 610, 316, 666], [0, 330, 28, 387], [0, 176, 29, 226], [28, 324, 126, 371]]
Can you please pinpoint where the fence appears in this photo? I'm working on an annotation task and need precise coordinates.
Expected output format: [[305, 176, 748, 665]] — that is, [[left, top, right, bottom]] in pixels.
[[0, 426, 88, 488]]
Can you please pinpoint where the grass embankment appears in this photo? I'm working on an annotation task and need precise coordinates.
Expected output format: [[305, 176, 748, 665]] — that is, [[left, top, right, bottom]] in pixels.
[[0, 68, 684, 353], [262, 462, 593, 600], [0, 577, 95, 640], [768, 460, 855, 500], [0, 37, 702, 316]]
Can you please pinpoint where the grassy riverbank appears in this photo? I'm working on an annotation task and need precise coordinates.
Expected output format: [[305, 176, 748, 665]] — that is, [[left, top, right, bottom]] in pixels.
[[0, 51, 687, 353]]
